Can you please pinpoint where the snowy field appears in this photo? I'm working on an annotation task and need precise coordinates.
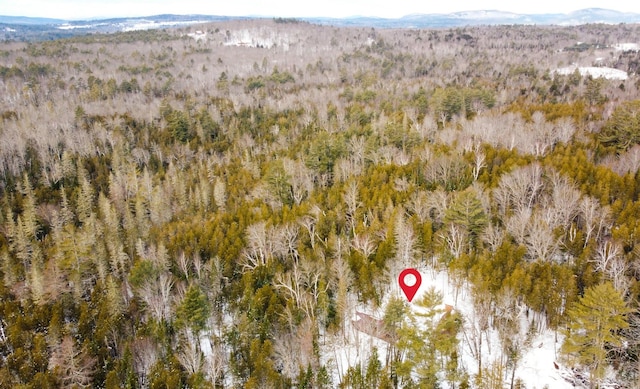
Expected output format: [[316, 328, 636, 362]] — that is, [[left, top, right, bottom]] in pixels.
[[555, 65, 628, 80], [614, 43, 640, 52]]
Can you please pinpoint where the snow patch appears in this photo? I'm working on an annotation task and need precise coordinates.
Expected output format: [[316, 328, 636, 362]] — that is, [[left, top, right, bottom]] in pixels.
[[453, 10, 521, 20], [122, 20, 208, 32], [57, 23, 94, 30], [187, 30, 207, 41], [200, 334, 212, 357], [223, 29, 290, 50], [555, 65, 628, 80], [614, 43, 640, 52], [320, 266, 594, 388], [421, 269, 574, 389]]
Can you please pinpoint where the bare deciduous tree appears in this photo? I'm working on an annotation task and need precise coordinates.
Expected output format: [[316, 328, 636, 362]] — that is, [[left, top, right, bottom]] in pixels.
[[202, 334, 226, 387], [493, 288, 532, 389], [481, 223, 504, 253], [177, 329, 204, 376], [343, 180, 361, 235], [594, 240, 621, 274], [423, 153, 468, 190], [299, 213, 319, 251], [351, 233, 377, 260], [138, 272, 174, 323], [132, 337, 158, 388], [280, 223, 300, 264], [441, 223, 468, 260], [472, 148, 486, 181], [331, 236, 354, 338], [594, 240, 629, 294], [274, 317, 317, 380], [555, 117, 576, 145], [275, 256, 326, 321], [242, 221, 297, 269], [213, 177, 227, 210], [408, 190, 431, 223], [283, 157, 314, 205], [579, 197, 611, 246], [394, 210, 417, 268], [464, 285, 493, 375], [504, 207, 531, 246], [546, 172, 581, 230], [241, 221, 271, 270], [495, 163, 543, 215], [525, 215, 559, 262], [49, 336, 96, 388], [424, 188, 450, 226]]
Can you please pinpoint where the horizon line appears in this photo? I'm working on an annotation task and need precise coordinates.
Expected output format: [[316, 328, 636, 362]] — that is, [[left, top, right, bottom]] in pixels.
[[1, 7, 637, 23]]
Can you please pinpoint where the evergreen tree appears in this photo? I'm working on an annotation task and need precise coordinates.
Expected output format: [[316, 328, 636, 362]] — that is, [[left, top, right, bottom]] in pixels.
[[444, 187, 487, 251], [561, 282, 631, 388], [599, 100, 640, 151], [394, 288, 461, 388], [177, 284, 210, 334]]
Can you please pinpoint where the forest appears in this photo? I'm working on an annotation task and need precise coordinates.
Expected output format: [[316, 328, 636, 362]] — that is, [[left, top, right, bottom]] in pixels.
[[1, 18, 640, 389]]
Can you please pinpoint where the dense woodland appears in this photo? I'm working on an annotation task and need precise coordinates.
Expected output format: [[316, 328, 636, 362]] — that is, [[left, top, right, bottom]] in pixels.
[[1, 19, 640, 388]]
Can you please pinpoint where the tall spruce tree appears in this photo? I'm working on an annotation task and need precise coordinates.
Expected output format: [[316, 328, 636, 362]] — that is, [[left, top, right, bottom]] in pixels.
[[561, 282, 631, 388]]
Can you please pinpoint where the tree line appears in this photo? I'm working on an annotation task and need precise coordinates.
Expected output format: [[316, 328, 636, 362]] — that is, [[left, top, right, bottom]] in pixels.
[[0, 19, 640, 388]]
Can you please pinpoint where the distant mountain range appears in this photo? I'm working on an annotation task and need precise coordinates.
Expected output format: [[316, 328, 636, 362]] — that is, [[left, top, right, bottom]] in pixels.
[[0, 14, 243, 41], [309, 8, 640, 28], [1, 8, 640, 41]]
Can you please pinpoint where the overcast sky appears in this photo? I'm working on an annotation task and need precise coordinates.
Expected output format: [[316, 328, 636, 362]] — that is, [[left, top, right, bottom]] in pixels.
[[2, 0, 640, 20]]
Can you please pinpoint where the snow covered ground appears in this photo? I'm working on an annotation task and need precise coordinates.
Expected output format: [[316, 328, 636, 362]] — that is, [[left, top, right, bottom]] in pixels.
[[430, 269, 575, 389], [555, 65, 628, 80], [187, 31, 207, 41], [222, 29, 291, 50], [121, 20, 209, 32], [321, 265, 594, 388], [614, 43, 640, 52]]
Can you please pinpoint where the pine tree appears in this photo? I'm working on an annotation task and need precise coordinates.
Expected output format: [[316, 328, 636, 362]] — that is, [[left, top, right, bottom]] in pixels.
[[561, 282, 631, 388], [76, 170, 95, 224], [177, 284, 210, 334], [393, 288, 461, 388], [19, 173, 39, 239], [599, 100, 640, 151], [444, 187, 487, 251]]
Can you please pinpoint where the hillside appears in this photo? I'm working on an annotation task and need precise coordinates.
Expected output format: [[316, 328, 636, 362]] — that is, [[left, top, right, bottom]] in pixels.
[[0, 19, 640, 388], [2, 8, 640, 41]]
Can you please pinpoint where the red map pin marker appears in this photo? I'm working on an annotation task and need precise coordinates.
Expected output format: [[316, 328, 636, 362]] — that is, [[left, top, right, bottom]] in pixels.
[[399, 268, 422, 302]]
